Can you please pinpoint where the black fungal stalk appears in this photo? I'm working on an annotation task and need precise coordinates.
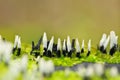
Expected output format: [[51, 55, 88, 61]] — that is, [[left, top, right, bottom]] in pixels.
[[68, 50, 72, 57], [12, 35, 22, 56], [17, 37, 21, 56], [12, 35, 19, 54], [81, 40, 84, 53], [47, 41, 50, 48], [12, 47, 17, 54], [67, 36, 72, 57], [71, 39, 75, 52], [109, 44, 118, 56], [53, 43, 57, 53], [30, 36, 42, 57], [30, 41, 35, 55], [101, 36, 110, 54], [99, 33, 106, 53], [56, 50, 61, 57], [42, 32, 48, 56], [17, 48, 21, 56], [76, 52, 80, 58], [99, 45, 104, 53], [109, 31, 118, 56], [47, 50, 52, 57], [87, 51, 90, 57], [30, 41, 40, 57], [62, 39, 67, 57], [56, 38, 61, 57], [43, 48, 47, 56], [87, 40, 91, 57], [62, 50, 66, 57], [99, 46, 107, 54], [36, 36, 43, 50], [102, 49, 107, 54], [81, 48, 84, 53], [47, 36, 54, 57]]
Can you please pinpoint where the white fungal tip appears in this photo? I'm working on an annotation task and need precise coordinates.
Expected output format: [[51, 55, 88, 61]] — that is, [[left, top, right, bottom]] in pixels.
[[13, 35, 19, 48], [18, 37, 21, 48], [63, 39, 66, 50], [103, 36, 110, 49], [110, 31, 118, 49], [43, 32, 47, 48], [57, 38, 61, 50], [99, 33, 107, 47], [47, 36, 54, 52], [67, 36, 71, 52], [110, 31, 115, 35], [75, 38, 80, 52], [88, 40, 91, 51], [82, 40, 84, 49]]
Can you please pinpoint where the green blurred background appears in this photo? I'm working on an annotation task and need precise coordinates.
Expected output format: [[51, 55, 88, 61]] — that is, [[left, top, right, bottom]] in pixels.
[[0, 0, 120, 46]]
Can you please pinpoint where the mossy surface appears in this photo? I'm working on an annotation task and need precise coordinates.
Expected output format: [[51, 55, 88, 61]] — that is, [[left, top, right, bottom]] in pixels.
[[0, 43, 120, 80]]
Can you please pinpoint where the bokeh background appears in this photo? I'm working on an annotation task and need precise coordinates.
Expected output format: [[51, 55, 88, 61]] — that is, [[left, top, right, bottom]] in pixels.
[[0, 0, 120, 46]]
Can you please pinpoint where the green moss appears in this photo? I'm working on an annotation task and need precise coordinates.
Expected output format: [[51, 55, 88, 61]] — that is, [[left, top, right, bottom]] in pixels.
[[45, 70, 82, 80], [11, 44, 120, 66], [0, 44, 120, 80]]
